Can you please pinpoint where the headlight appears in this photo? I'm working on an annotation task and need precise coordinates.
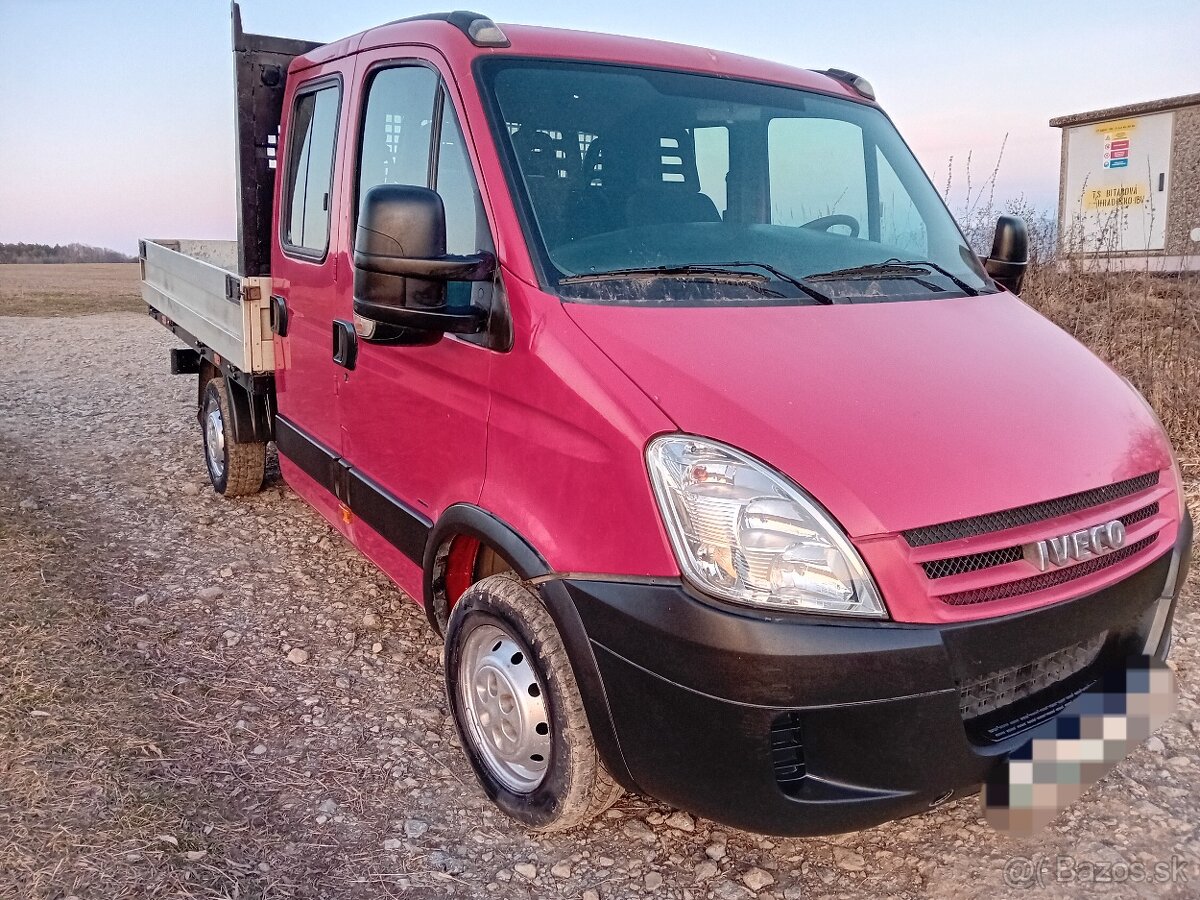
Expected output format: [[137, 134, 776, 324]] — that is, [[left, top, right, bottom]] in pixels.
[[646, 435, 886, 617]]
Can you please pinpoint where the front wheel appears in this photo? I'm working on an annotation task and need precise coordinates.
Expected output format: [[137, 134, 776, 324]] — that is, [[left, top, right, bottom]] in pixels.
[[201, 377, 265, 497], [444, 574, 623, 831]]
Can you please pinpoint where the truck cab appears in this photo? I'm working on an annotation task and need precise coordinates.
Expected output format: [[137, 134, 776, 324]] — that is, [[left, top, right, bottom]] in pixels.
[[141, 6, 1192, 835]]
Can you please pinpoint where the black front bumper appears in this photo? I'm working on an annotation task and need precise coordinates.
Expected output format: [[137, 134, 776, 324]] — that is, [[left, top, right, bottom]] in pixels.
[[552, 513, 1192, 836]]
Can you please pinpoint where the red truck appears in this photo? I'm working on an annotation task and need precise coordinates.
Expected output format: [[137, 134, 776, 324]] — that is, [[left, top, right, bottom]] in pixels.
[[140, 5, 1192, 835]]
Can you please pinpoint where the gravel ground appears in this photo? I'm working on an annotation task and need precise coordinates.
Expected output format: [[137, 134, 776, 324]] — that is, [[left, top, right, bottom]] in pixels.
[[1, 311, 1197, 899]]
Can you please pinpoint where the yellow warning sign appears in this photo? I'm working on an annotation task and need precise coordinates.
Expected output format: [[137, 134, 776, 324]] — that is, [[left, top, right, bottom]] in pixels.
[[1084, 184, 1147, 210], [1095, 119, 1138, 137]]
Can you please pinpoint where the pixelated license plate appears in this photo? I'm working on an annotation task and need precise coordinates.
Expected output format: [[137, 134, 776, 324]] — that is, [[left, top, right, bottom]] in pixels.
[[983, 657, 1177, 836]]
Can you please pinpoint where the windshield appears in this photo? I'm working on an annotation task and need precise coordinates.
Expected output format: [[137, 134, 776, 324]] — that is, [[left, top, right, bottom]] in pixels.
[[478, 59, 993, 304]]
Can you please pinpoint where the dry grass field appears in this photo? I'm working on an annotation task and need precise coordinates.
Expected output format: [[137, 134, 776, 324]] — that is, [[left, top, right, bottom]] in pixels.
[[0, 263, 142, 316]]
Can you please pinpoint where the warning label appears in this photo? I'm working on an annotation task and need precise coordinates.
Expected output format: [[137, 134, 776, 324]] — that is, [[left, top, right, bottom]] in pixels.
[[1084, 184, 1147, 210], [1098, 119, 1136, 169]]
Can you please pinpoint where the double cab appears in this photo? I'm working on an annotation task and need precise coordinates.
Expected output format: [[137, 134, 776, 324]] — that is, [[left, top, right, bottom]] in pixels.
[[139, 5, 1192, 834]]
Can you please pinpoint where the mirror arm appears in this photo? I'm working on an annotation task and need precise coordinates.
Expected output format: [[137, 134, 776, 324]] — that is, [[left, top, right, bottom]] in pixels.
[[353, 249, 496, 282], [984, 257, 1028, 295], [354, 298, 488, 334]]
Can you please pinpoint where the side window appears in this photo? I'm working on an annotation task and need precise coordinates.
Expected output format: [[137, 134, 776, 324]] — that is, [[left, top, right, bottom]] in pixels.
[[435, 94, 494, 309], [357, 66, 439, 215], [283, 84, 340, 255], [693, 126, 729, 218], [876, 147, 928, 256], [436, 95, 489, 256], [768, 117, 868, 232]]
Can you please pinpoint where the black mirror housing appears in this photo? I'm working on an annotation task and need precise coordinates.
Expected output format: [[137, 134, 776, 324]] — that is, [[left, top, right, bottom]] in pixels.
[[984, 215, 1029, 295], [353, 184, 495, 334]]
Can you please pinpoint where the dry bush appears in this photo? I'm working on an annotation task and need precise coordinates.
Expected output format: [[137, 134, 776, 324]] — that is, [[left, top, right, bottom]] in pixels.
[[942, 138, 1057, 263], [1021, 266, 1200, 467], [942, 147, 1198, 468]]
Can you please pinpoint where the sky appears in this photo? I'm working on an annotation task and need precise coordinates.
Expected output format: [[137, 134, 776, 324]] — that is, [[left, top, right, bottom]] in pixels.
[[1, 0, 1197, 254]]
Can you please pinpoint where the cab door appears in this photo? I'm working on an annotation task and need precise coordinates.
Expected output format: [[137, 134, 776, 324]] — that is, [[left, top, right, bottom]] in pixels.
[[335, 50, 498, 577], [272, 66, 349, 466]]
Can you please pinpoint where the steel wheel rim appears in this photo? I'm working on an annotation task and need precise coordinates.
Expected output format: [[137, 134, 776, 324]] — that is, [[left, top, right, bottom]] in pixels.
[[205, 403, 226, 479], [458, 623, 551, 793]]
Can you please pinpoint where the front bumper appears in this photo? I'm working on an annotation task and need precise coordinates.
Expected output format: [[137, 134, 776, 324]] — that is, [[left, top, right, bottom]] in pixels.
[[555, 511, 1192, 836]]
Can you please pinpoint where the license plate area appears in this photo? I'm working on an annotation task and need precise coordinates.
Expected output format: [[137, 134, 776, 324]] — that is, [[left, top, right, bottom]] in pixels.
[[983, 657, 1176, 835]]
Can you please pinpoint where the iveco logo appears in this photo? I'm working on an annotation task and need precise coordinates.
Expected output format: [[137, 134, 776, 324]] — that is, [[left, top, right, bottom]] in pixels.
[[1023, 520, 1126, 572]]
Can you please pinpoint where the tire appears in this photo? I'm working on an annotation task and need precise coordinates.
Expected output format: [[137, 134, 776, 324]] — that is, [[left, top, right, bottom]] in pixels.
[[201, 377, 265, 497], [445, 573, 623, 831]]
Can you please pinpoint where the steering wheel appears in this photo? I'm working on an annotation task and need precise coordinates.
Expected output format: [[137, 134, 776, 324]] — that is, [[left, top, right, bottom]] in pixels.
[[801, 214, 860, 237]]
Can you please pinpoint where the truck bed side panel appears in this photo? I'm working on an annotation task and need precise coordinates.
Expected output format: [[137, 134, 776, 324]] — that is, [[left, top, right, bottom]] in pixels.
[[140, 239, 273, 374]]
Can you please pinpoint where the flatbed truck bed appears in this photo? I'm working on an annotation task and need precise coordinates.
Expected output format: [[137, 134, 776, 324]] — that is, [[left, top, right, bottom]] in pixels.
[[139, 237, 278, 493], [139, 238, 275, 381]]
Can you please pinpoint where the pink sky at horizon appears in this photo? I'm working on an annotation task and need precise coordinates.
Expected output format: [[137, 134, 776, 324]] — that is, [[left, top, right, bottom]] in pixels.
[[2, 0, 1196, 254]]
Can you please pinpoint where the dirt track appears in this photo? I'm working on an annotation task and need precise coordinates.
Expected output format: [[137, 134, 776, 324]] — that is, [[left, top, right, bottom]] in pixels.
[[1, 310, 1197, 899]]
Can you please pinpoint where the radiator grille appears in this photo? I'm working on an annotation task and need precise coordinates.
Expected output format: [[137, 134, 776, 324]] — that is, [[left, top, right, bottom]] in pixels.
[[904, 472, 1160, 547], [941, 534, 1157, 605], [923, 546, 1023, 579], [922, 501, 1162, 580], [959, 633, 1105, 720], [1120, 501, 1160, 528]]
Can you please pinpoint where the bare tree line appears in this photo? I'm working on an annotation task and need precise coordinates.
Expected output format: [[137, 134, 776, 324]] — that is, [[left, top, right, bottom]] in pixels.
[[0, 242, 136, 264]]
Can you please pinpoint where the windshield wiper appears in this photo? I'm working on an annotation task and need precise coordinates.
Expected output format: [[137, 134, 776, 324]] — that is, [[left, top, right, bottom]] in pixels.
[[806, 258, 981, 296], [712, 261, 835, 304], [560, 263, 834, 304]]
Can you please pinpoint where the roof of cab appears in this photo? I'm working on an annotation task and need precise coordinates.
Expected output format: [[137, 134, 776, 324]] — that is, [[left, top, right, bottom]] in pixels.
[[291, 15, 869, 105]]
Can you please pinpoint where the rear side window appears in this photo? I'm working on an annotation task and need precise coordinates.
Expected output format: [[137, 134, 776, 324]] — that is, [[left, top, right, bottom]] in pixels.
[[876, 147, 927, 256], [768, 117, 868, 232], [283, 83, 340, 256], [693, 126, 729, 219]]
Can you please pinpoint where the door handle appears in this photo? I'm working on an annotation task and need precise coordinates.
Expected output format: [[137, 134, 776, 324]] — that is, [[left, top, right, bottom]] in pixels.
[[332, 319, 358, 370], [270, 295, 289, 337]]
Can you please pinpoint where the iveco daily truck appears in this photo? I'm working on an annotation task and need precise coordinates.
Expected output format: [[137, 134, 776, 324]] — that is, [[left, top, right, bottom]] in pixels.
[[140, 5, 1192, 835]]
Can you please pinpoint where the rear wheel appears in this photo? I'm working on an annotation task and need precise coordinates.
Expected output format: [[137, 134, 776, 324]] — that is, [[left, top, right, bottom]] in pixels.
[[201, 377, 265, 496], [445, 574, 623, 831]]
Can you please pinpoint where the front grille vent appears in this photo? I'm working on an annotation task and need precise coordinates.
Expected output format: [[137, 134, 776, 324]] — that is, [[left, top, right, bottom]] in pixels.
[[904, 472, 1160, 547], [769, 712, 806, 792], [941, 534, 1157, 605], [922, 501, 1162, 580], [1120, 501, 1160, 528], [923, 546, 1023, 579], [959, 633, 1105, 720]]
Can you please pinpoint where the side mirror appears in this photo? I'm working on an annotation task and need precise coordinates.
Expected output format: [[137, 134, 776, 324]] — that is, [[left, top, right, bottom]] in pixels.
[[353, 184, 495, 334], [984, 215, 1029, 295]]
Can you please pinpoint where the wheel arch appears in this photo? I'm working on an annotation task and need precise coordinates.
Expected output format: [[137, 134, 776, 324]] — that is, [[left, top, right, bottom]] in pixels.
[[197, 358, 220, 424], [197, 361, 274, 445], [424, 503, 639, 793]]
